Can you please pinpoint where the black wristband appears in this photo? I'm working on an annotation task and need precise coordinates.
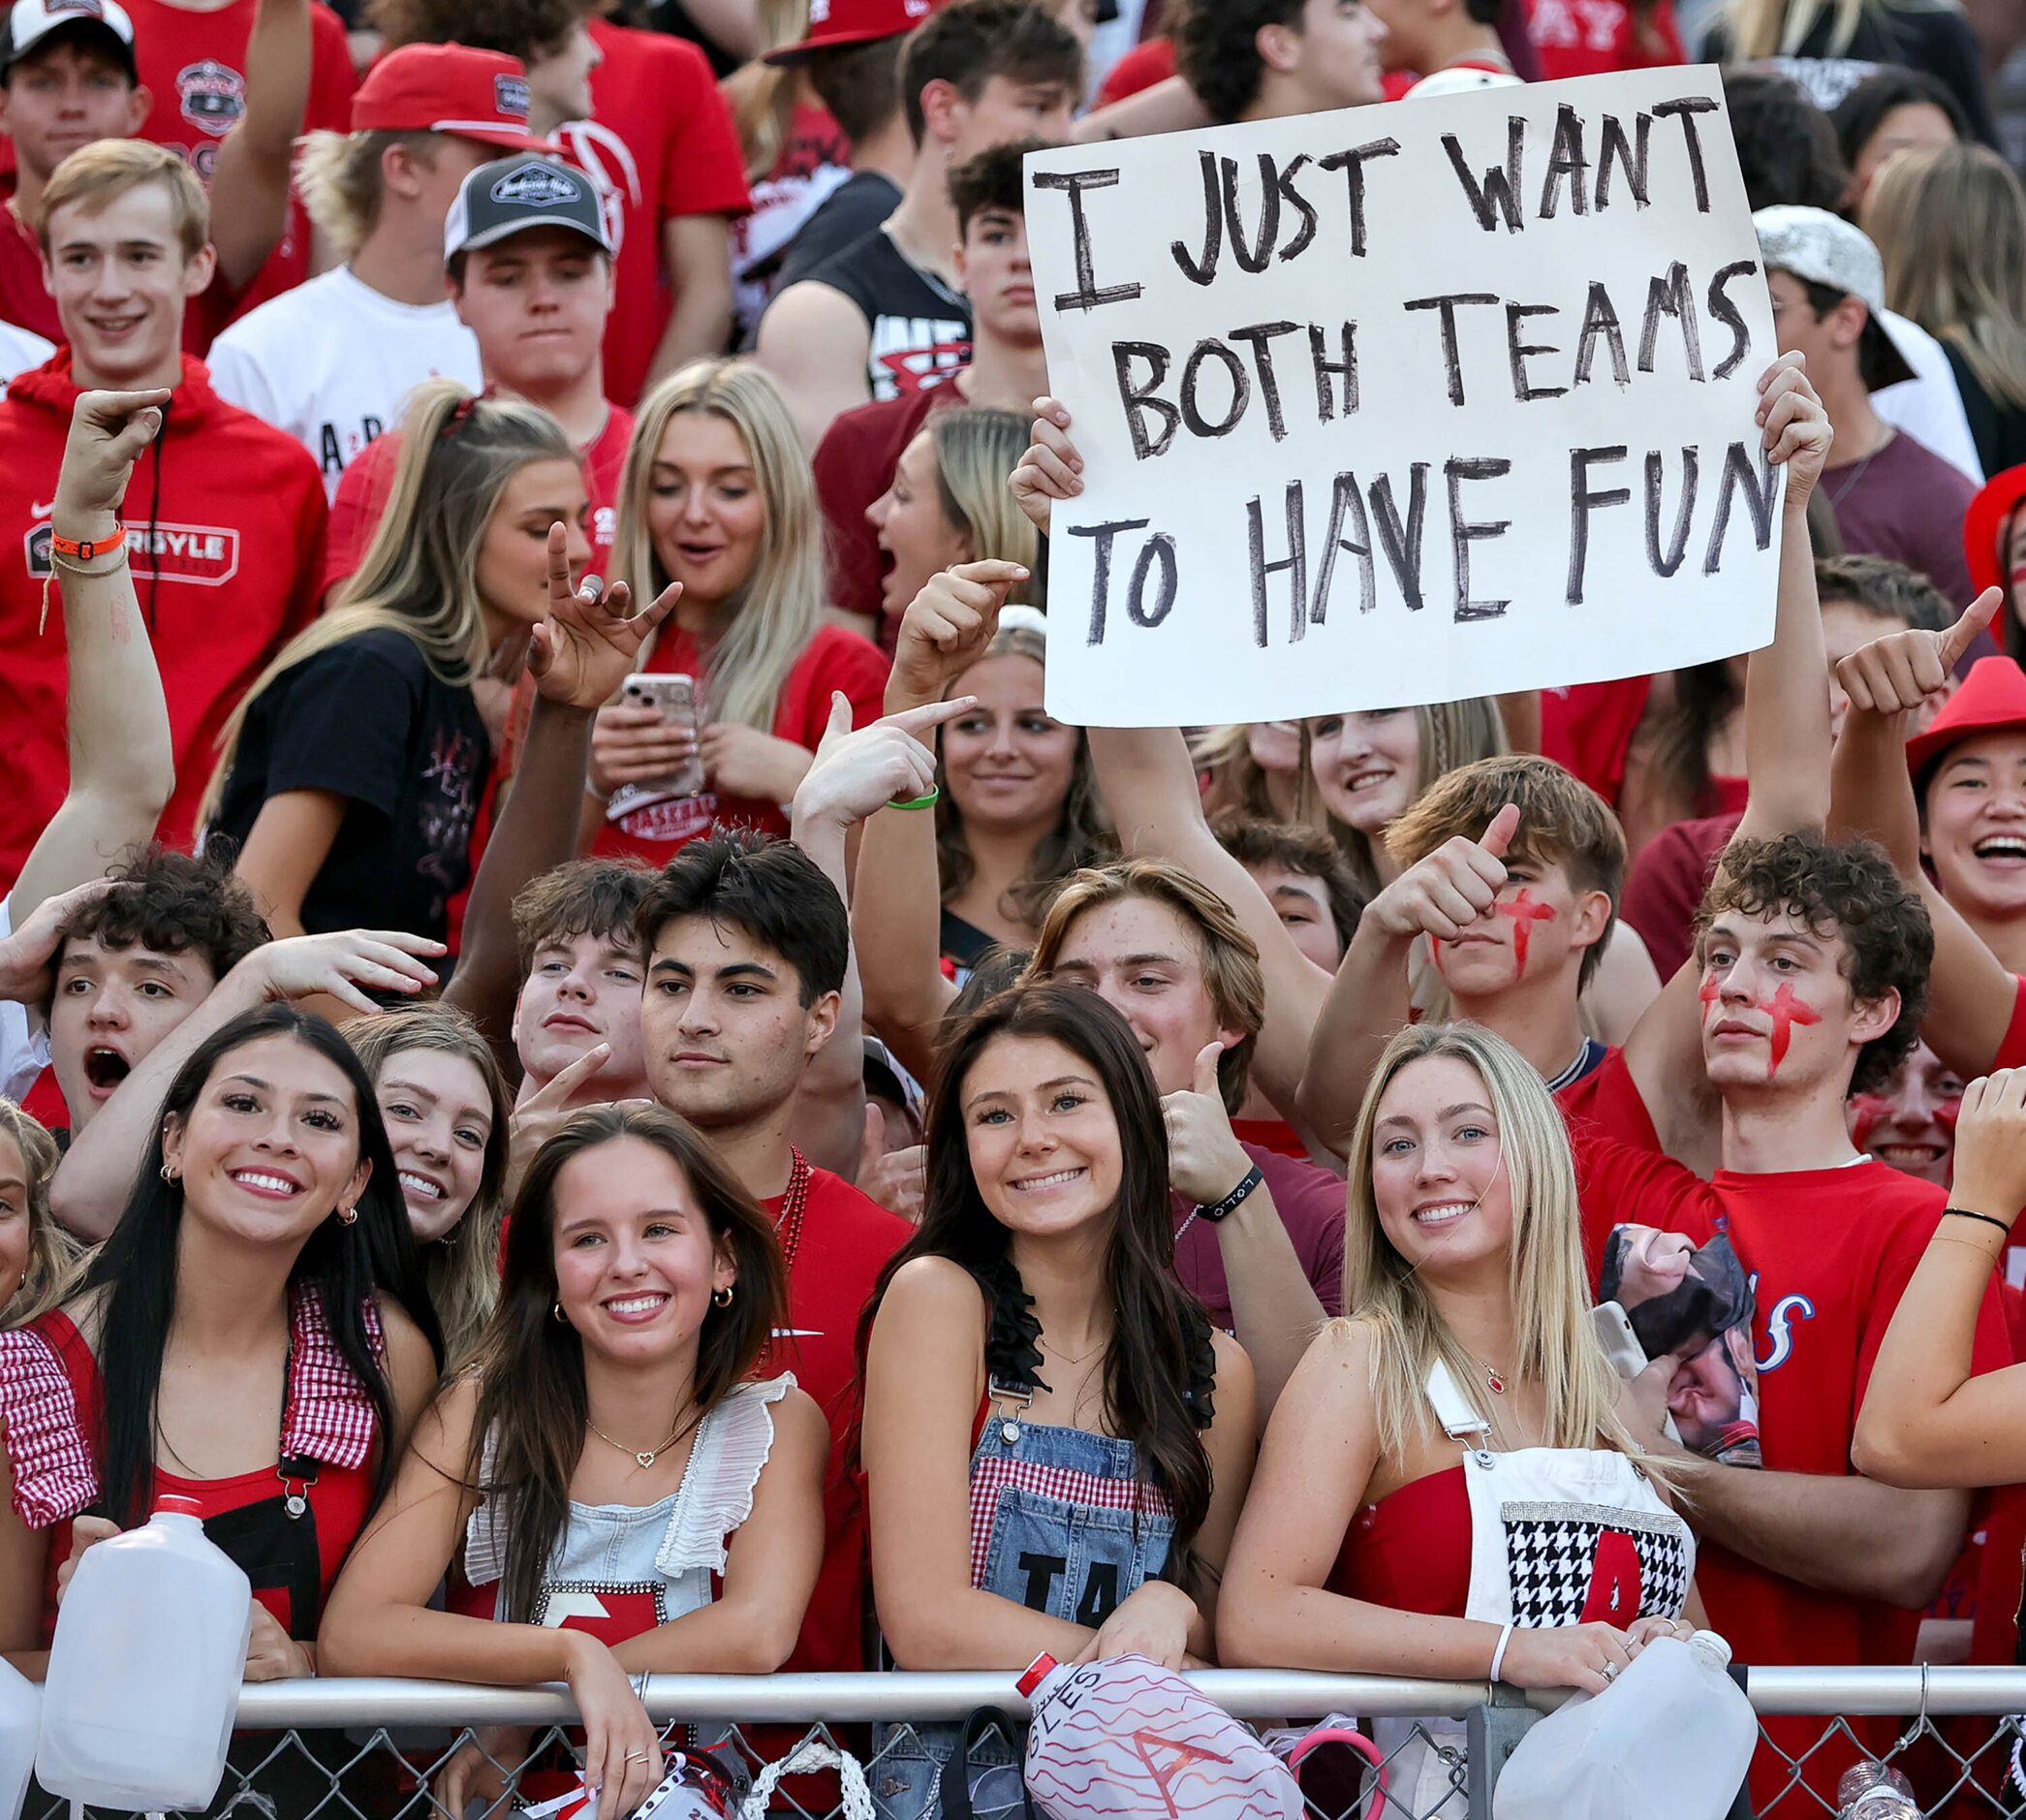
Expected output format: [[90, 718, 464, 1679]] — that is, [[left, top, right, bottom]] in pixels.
[[1945, 1207, 2013, 1238], [1196, 1163, 1264, 1225]]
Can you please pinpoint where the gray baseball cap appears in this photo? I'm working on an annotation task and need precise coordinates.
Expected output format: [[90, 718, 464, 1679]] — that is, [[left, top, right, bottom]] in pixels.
[[445, 155, 612, 263], [1752, 204, 1917, 392]]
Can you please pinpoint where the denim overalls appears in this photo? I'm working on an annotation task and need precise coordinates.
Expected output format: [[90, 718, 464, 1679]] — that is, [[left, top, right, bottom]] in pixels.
[[870, 1379, 1178, 1820]]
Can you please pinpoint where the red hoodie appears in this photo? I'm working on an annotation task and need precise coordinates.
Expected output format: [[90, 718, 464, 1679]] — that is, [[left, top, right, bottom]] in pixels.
[[0, 351, 327, 889]]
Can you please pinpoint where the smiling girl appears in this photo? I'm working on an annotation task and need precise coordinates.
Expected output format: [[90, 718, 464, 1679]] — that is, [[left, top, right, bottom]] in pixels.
[[588, 360, 888, 861], [858, 983, 1256, 1816], [349, 1006, 513, 1365], [321, 1103, 826, 1819], [0, 1005, 441, 1806], [1220, 1021, 1700, 1812], [0, 1099, 77, 1329]]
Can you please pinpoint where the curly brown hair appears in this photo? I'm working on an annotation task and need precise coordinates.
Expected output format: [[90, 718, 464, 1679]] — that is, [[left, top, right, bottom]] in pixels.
[[1692, 832, 1931, 1094], [58, 846, 270, 994], [369, 0, 589, 59]]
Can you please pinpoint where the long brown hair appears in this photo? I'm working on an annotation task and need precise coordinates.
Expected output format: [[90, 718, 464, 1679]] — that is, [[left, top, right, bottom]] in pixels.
[[857, 985, 1218, 1576], [468, 1105, 786, 1623]]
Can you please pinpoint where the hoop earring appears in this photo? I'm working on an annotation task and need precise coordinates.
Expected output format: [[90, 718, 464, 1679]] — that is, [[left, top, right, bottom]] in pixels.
[[553, 1302, 569, 1324], [159, 1163, 178, 1183], [336, 1204, 358, 1227], [712, 1285, 734, 1308]]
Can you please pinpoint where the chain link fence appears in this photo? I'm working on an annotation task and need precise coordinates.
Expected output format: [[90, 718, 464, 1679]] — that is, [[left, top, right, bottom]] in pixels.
[[24, 1667, 2026, 1819]]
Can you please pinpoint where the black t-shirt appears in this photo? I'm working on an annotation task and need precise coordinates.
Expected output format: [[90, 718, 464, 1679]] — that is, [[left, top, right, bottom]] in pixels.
[[210, 627, 490, 943], [804, 225, 972, 401], [776, 170, 903, 297], [1946, 343, 2026, 480]]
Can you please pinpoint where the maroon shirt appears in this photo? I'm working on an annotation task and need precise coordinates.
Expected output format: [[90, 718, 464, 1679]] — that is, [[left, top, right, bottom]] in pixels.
[[1825, 426, 1977, 607]]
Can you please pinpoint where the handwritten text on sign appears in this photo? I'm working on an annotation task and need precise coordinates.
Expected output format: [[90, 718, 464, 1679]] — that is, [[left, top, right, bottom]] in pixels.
[[1025, 68, 1781, 727]]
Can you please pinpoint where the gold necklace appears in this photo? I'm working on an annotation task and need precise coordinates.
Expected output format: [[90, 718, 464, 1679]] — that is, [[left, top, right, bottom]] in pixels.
[[588, 1406, 698, 1471]]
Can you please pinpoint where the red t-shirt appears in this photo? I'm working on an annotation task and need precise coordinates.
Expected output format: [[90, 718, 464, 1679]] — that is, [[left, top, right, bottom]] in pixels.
[[128, 0, 358, 331], [812, 384, 951, 620], [1990, 972, 2026, 1070], [322, 403, 636, 599], [1553, 1041, 1659, 1151], [761, 1162, 911, 1678], [1540, 675, 1654, 804], [0, 195, 54, 343], [1169, 1142, 1345, 1331], [559, 19, 751, 410], [592, 622, 890, 863], [1522, 0, 1686, 81], [1574, 1129, 2010, 1795]]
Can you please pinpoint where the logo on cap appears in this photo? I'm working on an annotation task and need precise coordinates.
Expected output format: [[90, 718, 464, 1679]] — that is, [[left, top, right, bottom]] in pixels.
[[493, 72, 529, 120], [47, 1, 109, 19], [808, 0, 829, 16], [490, 161, 582, 208], [177, 58, 244, 138]]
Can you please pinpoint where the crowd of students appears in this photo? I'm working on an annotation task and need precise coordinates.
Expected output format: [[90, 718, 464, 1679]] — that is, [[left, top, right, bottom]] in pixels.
[[10, 0, 2026, 1813]]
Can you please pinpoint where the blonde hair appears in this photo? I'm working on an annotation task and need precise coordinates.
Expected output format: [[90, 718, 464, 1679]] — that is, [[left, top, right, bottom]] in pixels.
[[1194, 723, 1326, 827], [1863, 141, 2026, 412], [36, 139, 207, 258], [928, 409, 1038, 603], [1028, 858, 1264, 1113], [296, 128, 442, 261], [0, 1099, 84, 1330], [1343, 1022, 1669, 1480], [202, 380, 574, 824], [1720, 0, 1924, 60], [724, 0, 811, 184], [614, 360, 826, 734], [1310, 698, 1509, 896], [346, 1006, 511, 1367]]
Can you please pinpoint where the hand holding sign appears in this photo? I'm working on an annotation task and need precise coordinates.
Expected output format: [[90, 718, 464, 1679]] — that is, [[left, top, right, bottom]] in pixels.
[[888, 560, 1031, 708], [1834, 588, 2000, 716], [1368, 801, 1520, 943], [1755, 353, 1831, 506], [1011, 396, 1082, 535]]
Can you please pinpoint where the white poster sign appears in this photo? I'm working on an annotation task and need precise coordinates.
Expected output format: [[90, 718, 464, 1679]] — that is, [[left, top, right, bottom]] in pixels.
[[1025, 67, 1782, 727]]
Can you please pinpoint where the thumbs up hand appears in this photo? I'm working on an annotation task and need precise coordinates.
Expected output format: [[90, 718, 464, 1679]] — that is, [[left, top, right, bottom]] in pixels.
[[1161, 1040, 1256, 1209], [1368, 801, 1520, 943]]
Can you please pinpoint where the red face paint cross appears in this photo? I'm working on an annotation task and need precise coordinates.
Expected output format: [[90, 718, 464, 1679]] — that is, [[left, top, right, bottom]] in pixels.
[[1496, 889, 1556, 972], [1763, 982, 1822, 1076]]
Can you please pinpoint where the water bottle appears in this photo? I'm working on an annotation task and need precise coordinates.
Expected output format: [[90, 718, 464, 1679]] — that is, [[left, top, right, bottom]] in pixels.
[[1018, 1651, 1305, 1820], [1491, 1630, 1757, 1820], [0, 1654, 38, 1820], [1836, 1762, 1920, 1818], [35, 1492, 253, 1809]]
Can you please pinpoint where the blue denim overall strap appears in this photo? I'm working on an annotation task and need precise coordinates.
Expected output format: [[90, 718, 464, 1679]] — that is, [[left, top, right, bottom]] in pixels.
[[870, 1385, 1178, 1820]]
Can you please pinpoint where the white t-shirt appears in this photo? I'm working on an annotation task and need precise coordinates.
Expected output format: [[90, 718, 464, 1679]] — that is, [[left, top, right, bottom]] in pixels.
[[0, 895, 50, 1107], [204, 266, 483, 499], [0, 322, 52, 393], [1876, 308, 1985, 487]]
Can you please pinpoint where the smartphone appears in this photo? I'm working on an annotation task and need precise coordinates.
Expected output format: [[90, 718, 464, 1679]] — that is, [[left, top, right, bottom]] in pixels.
[[621, 672, 704, 800], [1591, 1300, 1682, 1444]]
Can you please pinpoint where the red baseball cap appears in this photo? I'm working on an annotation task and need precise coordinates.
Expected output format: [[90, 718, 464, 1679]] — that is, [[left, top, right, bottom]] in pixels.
[[1963, 462, 2026, 602], [352, 43, 555, 152], [1904, 654, 2026, 785], [764, 0, 943, 65]]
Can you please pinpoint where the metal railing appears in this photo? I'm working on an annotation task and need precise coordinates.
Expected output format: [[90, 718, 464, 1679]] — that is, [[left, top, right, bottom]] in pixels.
[[25, 1667, 2026, 1818]]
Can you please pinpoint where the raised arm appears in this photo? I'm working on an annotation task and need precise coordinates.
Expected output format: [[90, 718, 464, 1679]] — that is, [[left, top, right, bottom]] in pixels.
[[446, 534, 678, 1062], [852, 563, 1028, 1084], [206, 0, 313, 295], [647, 215, 734, 393], [1618, 356, 1835, 1166], [12, 390, 175, 924], [788, 691, 974, 1177], [47, 929, 441, 1239], [1855, 1070, 2026, 1488], [1296, 806, 1519, 1155], [1827, 591, 2012, 1080]]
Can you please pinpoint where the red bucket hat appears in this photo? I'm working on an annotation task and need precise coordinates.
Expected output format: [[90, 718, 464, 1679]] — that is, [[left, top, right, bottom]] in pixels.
[[764, 0, 943, 64], [1963, 463, 2026, 601], [1905, 654, 2026, 786]]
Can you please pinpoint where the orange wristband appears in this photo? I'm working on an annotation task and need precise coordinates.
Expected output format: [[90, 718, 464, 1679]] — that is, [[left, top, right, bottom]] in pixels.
[[48, 523, 123, 562]]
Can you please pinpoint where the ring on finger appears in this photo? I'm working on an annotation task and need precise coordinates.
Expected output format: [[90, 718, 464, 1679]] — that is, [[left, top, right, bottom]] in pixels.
[[1600, 1660, 1619, 1682], [625, 1750, 652, 1764]]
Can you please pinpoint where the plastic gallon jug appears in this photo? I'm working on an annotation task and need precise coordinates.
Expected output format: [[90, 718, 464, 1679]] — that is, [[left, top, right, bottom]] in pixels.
[[0, 1654, 38, 1820], [35, 1493, 253, 1809], [1019, 1651, 1304, 1820], [1492, 1631, 1756, 1820]]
